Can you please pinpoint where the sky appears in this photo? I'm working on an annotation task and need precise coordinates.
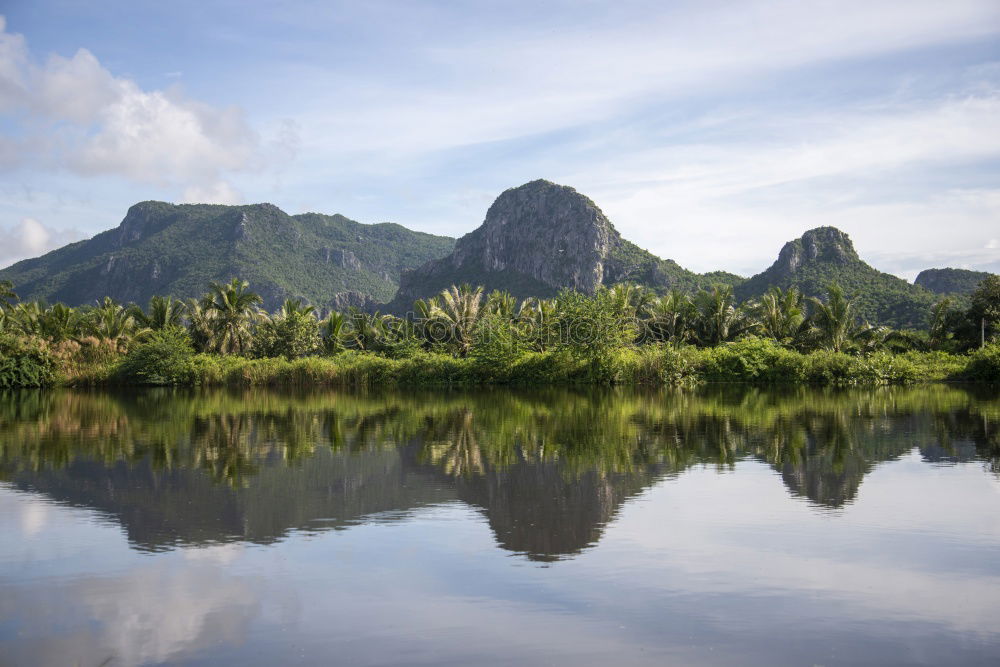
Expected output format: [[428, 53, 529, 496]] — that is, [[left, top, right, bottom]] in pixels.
[[0, 0, 998, 280]]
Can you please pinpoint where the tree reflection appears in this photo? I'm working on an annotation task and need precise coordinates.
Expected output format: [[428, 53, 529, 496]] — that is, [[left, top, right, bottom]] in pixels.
[[0, 385, 997, 557]]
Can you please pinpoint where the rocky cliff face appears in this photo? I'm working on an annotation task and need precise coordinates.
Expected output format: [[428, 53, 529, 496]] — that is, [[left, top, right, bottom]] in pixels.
[[451, 180, 617, 292], [772, 227, 859, 276], [393, 180, 621, 305], [390, 179, 718, 308]]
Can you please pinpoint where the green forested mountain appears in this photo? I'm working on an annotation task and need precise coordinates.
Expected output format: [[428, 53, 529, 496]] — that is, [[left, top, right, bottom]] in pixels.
[[915, 268, 995, 295], [0, 201, 454, 310], [734, 227, 938, 329], [0, 182, 989, 329], [389, 179, 742, 310]]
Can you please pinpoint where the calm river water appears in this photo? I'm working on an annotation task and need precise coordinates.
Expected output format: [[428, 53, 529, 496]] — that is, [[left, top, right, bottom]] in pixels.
[[1, 385, 999, 666]]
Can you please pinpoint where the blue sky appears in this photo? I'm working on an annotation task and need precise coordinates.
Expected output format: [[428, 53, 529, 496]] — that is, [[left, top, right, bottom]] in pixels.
[[1, 0, 998, 279]]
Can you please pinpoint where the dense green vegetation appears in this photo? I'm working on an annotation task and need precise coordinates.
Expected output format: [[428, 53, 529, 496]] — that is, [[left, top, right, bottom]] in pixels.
[[1, 274, 998, 388], [734, 227, 952, 329], [0, 201, 455, 310], [916, 267, 995, 295]]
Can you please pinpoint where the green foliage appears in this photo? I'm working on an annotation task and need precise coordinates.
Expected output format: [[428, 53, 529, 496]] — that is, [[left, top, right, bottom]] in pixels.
[[801, 351, 860, 385], [554, 288, 637, 365], [0, 201, 454, 310], [807, 284, 872, 353], [753, 286, 807, 346], [0, 280, 17, 310], [132, 295, 186, 330], [853, 352, 919, 385], [202, 278, 263, 356], [967, 275, 1000, 348], [117, 326, 196, 385], [253, 300, 321, 360], [691, 285, 756, 346], [700, 338, 806, 383], [964, 344, 1000, 382], [470, 313, 525, 382], [0, 277, 997, 388], [897, 350, 965, 382], [916, 268, 995, 295], [0, 333, 59, 387]]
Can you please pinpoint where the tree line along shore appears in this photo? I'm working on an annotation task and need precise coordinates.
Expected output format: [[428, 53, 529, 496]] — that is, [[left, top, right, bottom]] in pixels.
[[0, 276, 998, 388]]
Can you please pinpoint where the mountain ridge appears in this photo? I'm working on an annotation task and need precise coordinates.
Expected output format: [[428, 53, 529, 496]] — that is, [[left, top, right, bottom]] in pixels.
[[915, 267, 994, 295], [2, 181, 992, 329], [735, 226, 940, 328], [0, 200, 456, 310]]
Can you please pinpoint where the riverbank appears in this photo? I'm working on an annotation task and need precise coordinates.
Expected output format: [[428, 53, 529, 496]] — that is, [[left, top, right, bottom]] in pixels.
[[12, 338, 996, 388]]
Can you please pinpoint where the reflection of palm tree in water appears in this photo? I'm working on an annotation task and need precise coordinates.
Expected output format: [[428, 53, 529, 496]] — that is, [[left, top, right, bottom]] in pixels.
[[419, 409, 484, 477], [192, 414, 259, 487]]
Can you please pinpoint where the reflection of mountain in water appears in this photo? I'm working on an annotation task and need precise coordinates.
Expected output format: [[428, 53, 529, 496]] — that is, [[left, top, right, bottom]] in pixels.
[[448, 462, 664, 562], [1, 386, 997, 559]]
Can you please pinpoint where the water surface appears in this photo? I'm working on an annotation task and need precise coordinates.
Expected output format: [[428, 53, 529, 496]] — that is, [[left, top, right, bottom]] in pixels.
[[1, 386, 999, 665]]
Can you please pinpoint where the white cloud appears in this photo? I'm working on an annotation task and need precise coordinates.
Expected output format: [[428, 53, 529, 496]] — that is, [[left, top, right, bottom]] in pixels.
[[295, 0, 1000, 156], [560, 94, 1000, 276], [183, 181, 244, 205], [0, 16, 296, 201], [0, 217, 79, 268]]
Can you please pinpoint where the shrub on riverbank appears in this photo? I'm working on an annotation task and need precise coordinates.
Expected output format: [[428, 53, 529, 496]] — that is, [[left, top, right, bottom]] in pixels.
[[72, 342, 992, 388], [0, 333, 59, 388], [964, 344, 1000, 382], [5, 336, 996, 388]]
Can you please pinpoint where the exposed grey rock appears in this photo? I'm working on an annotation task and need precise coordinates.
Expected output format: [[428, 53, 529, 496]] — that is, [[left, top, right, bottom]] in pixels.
[[392, 180, 635, 306], [322, 248, 363, 271], [449, 179, 614, 292], [328, 290, 379, 312], [774, 226, 858, 275]]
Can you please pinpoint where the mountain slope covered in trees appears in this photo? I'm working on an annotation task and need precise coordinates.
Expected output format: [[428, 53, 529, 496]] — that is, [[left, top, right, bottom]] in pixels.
[[915, 268, 995, 295], [0, 181, 989, 330], [0, 201, 455, 310], [735, 227, 939, 329]]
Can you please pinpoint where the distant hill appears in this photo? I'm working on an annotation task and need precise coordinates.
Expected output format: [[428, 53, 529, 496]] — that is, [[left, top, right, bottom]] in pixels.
[[915, 267, 994, 295], [389, 179, 742, 310], [2, 182, 988, 329], [734, 227, 938, 329], [0, 201, 454, 310]]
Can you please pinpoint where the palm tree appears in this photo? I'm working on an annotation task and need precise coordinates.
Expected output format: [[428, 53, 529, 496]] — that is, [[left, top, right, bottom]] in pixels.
[[185, 298, 215, 353], [607, 283, 654, 320], [132, 295, 187, 331], [807, 284, 874, 353], [344, 307, 390, 351], [643, 290, 695, 346], [6, 302, 43, 336], [517, 297, 558, 351], [0, 280, 17, 310], [203, 278, 263, 355], [436, 284, 485, 356], [928, 297, 954, 350], [692, 285, 756, 346], [87, 297, 146, 353], [756, 287, 807, 345], [485, 290, 517, 320], [321, 311, 348, 353], [39, 303, 83, 343], [278, 298, 316, 319], [413, 296, 446, 348]]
